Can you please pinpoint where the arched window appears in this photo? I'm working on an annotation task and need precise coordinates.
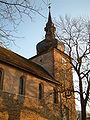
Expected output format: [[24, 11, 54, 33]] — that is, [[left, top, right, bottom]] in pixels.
[[53, 88, 58, 104], [39, 83, 44, 100], [0, 69, 3, 90], [19, 76, 25, 95]]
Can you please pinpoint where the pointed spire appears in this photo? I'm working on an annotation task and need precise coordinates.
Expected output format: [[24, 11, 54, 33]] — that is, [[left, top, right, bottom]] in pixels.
[[44, 1, 56, 40], [48, 1, 52, 23]]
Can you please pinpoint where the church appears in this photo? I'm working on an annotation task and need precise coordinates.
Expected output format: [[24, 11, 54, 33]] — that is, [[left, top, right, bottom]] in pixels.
[[0, 7, 77, 120]]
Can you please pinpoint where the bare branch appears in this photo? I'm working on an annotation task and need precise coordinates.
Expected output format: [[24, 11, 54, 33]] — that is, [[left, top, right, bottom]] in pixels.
[[55, 16, 90, 119]]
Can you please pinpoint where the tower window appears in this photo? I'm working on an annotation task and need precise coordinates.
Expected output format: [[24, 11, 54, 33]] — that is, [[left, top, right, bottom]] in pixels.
[[65, 106, 69, 120], [53, 88, 58, 104], [19, 76, 25, 95], [0, 69, 3, 90], [39, 83, 44, 100], [65, 91, 71, 98]]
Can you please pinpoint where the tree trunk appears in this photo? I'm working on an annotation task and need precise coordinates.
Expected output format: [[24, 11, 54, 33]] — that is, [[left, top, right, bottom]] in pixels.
[[79, 76, 87, 120], [81, 103, 86, 120]]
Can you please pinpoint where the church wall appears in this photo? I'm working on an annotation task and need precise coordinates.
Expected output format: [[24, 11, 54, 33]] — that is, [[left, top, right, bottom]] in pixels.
[[54, 49, 77, 120], [0, 62, 60, 120], [0, 89, 60, 120], [0, 63, 21, 94], [31, 50, 54, 75], [0, 62, 55, 98], [31, 48, 77, 120]]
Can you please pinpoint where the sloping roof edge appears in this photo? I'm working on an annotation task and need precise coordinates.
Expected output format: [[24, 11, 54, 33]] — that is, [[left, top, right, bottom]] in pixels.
[[0, 46, 60, 85], [29, 47, 69, 61]]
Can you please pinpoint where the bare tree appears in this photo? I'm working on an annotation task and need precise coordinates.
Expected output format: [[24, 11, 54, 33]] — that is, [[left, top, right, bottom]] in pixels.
[[0, 0, 45, 47], [55, 16, 90, 120]]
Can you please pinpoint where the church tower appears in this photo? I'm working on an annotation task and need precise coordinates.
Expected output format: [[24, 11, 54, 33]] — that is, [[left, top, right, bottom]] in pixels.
[[30, 6, 77, 120]]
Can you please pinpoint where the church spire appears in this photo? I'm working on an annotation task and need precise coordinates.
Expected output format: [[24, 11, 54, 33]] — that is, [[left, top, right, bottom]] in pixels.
[[36, 1, 64, 55], [48, 1, 52, 23], [44, 1, 56, 40]]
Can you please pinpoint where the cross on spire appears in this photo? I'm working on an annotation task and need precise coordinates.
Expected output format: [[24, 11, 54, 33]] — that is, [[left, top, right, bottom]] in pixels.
[[48, 0, 52, 23], [44, 0, 56, 40], [48, 0, 51, 11]]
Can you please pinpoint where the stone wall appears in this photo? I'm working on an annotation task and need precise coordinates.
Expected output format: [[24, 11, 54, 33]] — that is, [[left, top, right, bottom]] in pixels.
[[31, 48, 77, 120], [0, 90, 59, 120], [0, 62, 60, 120], [31, 50, 54, 75], [54, 49, 77, 120], [0, 62, 54, 96]]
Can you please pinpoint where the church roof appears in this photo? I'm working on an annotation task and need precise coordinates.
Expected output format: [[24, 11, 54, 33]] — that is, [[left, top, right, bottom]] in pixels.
[[36, 6, 65, 55], [0, 46, 59, 85]]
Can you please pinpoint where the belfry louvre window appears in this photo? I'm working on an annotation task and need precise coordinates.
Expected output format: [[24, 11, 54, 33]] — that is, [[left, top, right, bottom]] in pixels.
[[54, 88, 58, 104], [0, 69, 3, 90], [19, 76, 25, 95], [39, 83, 44, 100]]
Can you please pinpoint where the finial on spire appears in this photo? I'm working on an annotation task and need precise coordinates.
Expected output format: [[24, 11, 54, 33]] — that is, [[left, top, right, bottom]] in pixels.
[[48, 0, 52, 23], [48, 0, 51, 12]]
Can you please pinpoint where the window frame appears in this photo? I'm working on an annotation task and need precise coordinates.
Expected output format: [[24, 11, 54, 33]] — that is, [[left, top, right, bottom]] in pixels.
[[53, 87, 58, 104], [39, 83, 44, 100], [19, 76, 26, 95], [0, 68, 4, 90]]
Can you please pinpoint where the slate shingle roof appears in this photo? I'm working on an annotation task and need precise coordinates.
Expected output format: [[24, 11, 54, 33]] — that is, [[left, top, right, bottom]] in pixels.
[[0, 46, 59, 85]]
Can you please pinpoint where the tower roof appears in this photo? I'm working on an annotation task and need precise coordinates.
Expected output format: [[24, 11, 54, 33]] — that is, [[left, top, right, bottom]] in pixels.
[[36, 4, 64, 54], [44, 5, 56, 40], [48, 5, 52, 23]]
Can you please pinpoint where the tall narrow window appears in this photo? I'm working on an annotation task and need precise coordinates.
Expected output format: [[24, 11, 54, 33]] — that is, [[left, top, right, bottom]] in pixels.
[[0, 69, 3, 90], [54, 88, 58, 104], [65, 106, 69, 120], [39, 83, 44, 100], [19, 76, 25, 95]]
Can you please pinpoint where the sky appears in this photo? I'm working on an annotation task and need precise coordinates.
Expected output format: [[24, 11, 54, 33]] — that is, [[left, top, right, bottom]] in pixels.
[[10, 0, 90, 59], [8, 0, 90, 112]]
